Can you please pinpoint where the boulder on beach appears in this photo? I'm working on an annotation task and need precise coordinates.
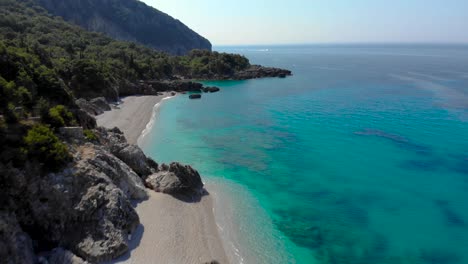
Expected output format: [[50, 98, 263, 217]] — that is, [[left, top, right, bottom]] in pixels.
[[114, 144, 154, 177], [189, 94, 202, 99], [145, 162, 204, 196]]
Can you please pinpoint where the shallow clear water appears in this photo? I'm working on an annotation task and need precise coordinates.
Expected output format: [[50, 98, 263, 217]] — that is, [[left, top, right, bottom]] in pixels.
[[142, 45, 468, 264]]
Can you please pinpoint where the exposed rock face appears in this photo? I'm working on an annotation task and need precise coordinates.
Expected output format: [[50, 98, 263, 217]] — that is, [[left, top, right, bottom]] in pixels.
[[86, 147, 148, 200], [0, 122, 213, 262], [113, 145, 154, 177], [69, 172, 139, 262], [145, 162, 204, 195], [90, 97, 111, 112], [96, 127, 158, 178], [0, 212, 35, 264], [59, 127, 84, 140], [36, 0, 212, 55], [0, 161, 140, 263], [0, 126, 163, 262], [75, 97, 111, 116], [72, 109, 97, 130]]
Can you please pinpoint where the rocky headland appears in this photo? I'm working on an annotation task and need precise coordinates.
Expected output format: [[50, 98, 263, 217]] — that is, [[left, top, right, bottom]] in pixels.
[[0, 117, 208, 263], [224, 65, 292, 80]]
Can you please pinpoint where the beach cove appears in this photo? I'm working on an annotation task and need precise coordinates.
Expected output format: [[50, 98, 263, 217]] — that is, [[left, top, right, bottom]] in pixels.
[[97, 95, 229, 264], [141, 45, 468, 263], [96, 45, 468, 264], [97, 94, 295, 264]]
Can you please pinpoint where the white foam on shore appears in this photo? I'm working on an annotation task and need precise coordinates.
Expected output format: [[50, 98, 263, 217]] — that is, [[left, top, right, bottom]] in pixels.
[[206, 178, 292, 264], [137, 96, 173, 147]]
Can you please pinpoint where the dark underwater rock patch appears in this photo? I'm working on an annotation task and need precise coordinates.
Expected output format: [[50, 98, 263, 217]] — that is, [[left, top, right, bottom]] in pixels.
[[334, 197, 370, 226], [452, 154, 468, 175], [434, 200, 466, 227], [355, 129, 432, 155], [189, 94, 202, 99], [400, 159, 442, 171], [420, 248, 461, 264]]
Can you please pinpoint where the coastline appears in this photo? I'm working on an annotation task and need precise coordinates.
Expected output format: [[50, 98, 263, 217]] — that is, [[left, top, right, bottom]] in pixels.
[[96, 95, 229, 263], [95, 94, 172, 145]]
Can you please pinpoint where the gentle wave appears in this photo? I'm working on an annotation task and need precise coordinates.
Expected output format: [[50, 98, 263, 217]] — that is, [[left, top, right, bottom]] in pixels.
[[137, 96, 173, 147]]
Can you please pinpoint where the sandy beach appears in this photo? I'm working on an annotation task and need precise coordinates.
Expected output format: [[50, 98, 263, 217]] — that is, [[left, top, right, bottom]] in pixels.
[[96, 94, 171, 145], [97, 95, 228, 264]]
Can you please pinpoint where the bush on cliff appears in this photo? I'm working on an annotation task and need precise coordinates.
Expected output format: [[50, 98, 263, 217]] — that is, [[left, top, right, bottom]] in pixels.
[[23, 124, 71, 169], [42, 105, 77, 128], [83, 129, 98, 141]]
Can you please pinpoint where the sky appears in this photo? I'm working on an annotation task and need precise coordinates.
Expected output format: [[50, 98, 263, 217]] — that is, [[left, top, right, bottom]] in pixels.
[[143, 0, 468, 45]]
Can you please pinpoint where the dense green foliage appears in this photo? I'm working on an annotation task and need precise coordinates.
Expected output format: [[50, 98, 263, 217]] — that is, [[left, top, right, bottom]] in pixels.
[[36, 0, 212, 55], [83, 129, 98, 141], [180, 50, 250, 77], [0, 0, 252, 171], [0, 0, 252, 104], [43, 105, 77, 128], [23, 124, 71, 169]]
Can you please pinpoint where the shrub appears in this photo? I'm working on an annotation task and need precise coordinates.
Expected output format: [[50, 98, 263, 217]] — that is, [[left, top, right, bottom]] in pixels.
[[14, 86, 32, 106], [43, 105, 77, 128], [83, 129, 98, 141], [23, 124, 71, 169]]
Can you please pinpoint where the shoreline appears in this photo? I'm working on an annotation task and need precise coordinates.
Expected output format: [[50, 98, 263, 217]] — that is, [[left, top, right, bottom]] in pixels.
[[96, 95, 229, 263], [137, 95, 174, 146], [95, 93, 172, 145]]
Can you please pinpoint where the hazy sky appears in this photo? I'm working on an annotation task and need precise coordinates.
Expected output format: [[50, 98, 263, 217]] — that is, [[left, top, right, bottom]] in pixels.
[[143, 0, 468, 45]]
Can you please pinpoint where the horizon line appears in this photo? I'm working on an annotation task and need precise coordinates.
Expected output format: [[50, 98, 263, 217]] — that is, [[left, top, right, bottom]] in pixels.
[[213, 42, 468, 47]]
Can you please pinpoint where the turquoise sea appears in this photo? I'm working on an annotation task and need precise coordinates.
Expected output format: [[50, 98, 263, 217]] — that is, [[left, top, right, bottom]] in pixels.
[[142, 45, 468, 263]]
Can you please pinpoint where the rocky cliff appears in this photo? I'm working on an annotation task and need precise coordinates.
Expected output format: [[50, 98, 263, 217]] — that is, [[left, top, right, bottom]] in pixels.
[[0, 122, 205, 263], [34, 0, 212, 55]]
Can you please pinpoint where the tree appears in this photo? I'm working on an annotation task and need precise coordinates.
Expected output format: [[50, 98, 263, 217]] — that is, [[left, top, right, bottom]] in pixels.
[[42, 105, 77, 128], [23, 124, 71, 169]]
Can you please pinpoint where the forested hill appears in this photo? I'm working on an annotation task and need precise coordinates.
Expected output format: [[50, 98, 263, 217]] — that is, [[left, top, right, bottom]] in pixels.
[[35, 0, 212, 55], [0, 0, 254, 104]]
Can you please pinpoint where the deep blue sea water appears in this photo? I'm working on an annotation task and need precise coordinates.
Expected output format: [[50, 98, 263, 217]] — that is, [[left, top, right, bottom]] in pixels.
[[142, 45, 468, 263]]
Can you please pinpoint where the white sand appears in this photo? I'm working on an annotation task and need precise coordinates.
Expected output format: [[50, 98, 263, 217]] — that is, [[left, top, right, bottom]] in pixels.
[[97, 95, 228, 264], [96, 94, 170, 145]]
